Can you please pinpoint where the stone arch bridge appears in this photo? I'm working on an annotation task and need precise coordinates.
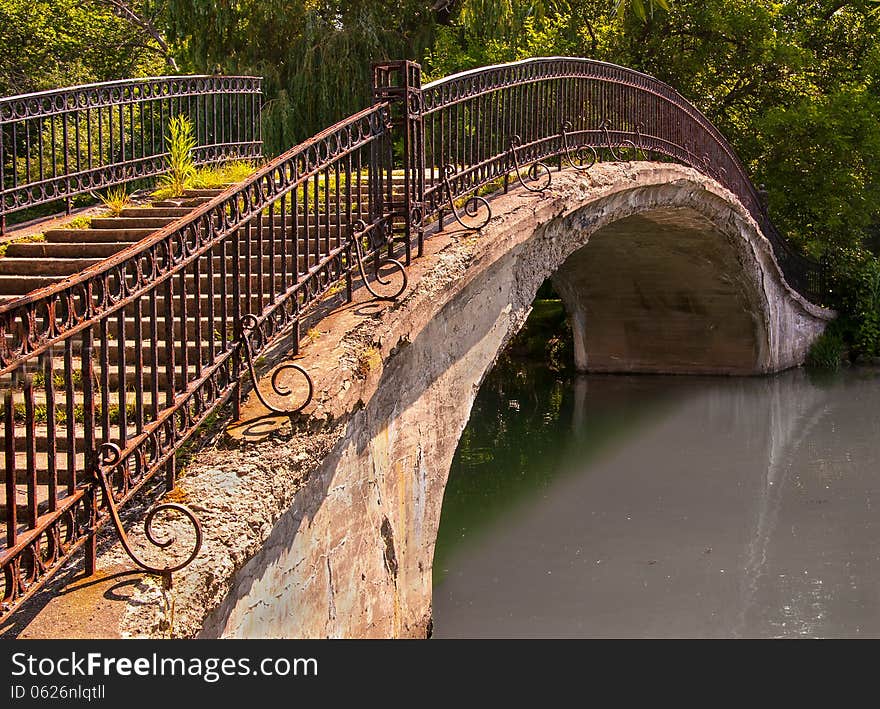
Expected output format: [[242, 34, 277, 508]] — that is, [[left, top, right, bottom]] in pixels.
[[0, 58, 831, 633]]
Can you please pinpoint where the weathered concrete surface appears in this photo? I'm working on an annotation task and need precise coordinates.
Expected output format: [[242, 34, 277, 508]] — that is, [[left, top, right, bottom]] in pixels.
[[98, 163, 832, 639]]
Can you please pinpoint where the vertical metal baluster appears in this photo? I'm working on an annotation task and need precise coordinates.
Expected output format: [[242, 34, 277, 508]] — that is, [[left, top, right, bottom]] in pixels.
[[4, 390, 17, 549], [43, 353, 57, 513], [245, 219, 253, 314], [256, 206, 264, 312], [23, 371, 36, 529], [149, 287, 159, 425], [178, 268, 189, 400], [345, 152, 353, 300], [81, 327, 96, 575], [231, 226, 242, 420], [62, 113, 70, 208], [163, 275, 176, 411], [119, 103, 125, 168], [24, 119, 31, 185], [99, 319, 110, 442], [334, 163, 341, 253], [133, 297, 144, 437], [117, 309, 127, 448], [63, 338, 75, 494], [206, 242, 215, 372], [108, 102, 115, 175], [313, 172, 320, 266], [279, 192, 288, 294], [194, 252, 203, 382], [324, 166, 331, 259], [220, 236, 229, 357], [268, 199, 276, 305], [293, 166, 300, 282]]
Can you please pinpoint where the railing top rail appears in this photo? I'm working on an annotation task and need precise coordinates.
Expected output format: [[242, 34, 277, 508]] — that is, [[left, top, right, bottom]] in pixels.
[[1, 74, 262, 104], [0, 99, 390, 322], [423, 55, 662, 90], [424, 56, 729, 140], [0, 75, 263, 123]]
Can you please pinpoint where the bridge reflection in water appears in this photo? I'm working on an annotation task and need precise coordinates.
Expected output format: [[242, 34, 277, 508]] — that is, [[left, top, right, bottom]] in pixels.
[[433, 366, 880, 638]]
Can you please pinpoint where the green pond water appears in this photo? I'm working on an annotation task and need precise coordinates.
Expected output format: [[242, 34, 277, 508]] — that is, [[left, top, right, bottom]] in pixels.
[[432, 362, 880, 638]]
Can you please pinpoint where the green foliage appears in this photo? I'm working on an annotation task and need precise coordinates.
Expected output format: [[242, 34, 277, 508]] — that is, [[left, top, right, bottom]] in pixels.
[[166, 0, 436, 152], [190, 161, 257, 189], [806, 324, 845, 371], [155, 114, 197, 199], [0, 0, 167, 95], [98, 186, 132, 217], [826, 247, 880, 358], [612, 0, 670, 21]]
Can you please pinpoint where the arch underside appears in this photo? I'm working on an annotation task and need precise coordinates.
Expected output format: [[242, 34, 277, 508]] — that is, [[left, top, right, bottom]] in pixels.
[[551, 207, 769, 375]]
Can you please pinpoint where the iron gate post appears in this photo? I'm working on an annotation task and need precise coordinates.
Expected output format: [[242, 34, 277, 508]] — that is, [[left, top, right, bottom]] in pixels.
[[372, 61, 425, 261]]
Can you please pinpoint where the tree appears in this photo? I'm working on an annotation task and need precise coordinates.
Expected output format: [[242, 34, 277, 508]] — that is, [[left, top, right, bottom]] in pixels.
[[0, 0, 170, 95], [165, 0, 437, 152]]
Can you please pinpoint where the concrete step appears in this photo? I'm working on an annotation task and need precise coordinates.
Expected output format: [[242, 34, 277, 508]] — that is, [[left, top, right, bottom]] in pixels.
[[89, 217, 178, 230], [0, 275, 65, 294], [0, 258, 104, 276], [43, 228, 155, 243], [119, 207, 192, 219], [3, 242, 128, 259]]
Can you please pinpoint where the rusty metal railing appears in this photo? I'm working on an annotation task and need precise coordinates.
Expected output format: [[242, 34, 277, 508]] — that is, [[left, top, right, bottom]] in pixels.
[[0, 75, 263, 232], [0, 58, 823, 622], [419, 57, 823, 300]]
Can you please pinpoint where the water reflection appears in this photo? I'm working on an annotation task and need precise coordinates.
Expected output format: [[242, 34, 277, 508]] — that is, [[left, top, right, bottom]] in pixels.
[[432, 366, 880, 638]]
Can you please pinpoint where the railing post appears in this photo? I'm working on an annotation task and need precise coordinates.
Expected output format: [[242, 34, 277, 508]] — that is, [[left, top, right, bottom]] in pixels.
[[372, 61, 425, 261]]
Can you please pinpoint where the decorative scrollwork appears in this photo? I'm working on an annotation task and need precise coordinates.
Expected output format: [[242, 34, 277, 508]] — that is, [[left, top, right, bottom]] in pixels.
[[440, 164, 492, 231], [507, 135, 552, 193], [351, 219, 408, 301], [599, 118, 641, 162], [238, 314, 314, 415], [90, 443, 203, 587], [560, 121, 598, 171]]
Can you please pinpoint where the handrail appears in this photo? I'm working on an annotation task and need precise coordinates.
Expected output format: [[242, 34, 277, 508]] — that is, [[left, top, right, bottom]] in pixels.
[[0, 96, 399, 618], [0, 75, 263, 230], [419, 56, 823, 300]]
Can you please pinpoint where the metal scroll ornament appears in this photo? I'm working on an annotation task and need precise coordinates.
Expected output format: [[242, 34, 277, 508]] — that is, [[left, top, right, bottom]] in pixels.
[[90, 443, 203, 587], [507, 136, 552, 192], [598, 119, 643, 162], [239, 313, 314, 415], [351, 219, 409, 301], [560, 121, 598, 171], [441, 164, 492, 230]]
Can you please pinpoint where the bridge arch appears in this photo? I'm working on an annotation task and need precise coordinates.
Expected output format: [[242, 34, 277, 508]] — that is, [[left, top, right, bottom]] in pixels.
[[196, 164, 831, 638]]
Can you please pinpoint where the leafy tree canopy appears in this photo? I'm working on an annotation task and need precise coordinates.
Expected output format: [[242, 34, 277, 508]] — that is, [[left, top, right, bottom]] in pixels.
[[0, 0, 169, 95]]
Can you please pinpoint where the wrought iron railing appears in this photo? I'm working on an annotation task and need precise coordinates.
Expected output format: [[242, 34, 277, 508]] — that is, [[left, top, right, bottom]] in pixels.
[[0, 75, 263, 231], [0, 58, 824, 622], [418, 57, 823, 300]]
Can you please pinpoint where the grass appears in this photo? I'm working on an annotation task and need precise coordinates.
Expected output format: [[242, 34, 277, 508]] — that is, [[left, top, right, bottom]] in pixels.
[[154, 114, 197, 200], [0, 231, 47, 257], [98, 186, 132, 217], [66, 215, 92, 229], [354, 346, 380, 378], [806, 327, 845, 371], [191, 161, 256, 189]]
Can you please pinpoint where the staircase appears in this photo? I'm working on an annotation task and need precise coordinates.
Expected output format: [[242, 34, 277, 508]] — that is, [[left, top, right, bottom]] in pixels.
[[0, 179, 405, 545]]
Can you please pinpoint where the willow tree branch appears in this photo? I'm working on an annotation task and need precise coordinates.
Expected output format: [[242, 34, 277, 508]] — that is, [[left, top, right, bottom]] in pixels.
[[89, 0, 180, 72]]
